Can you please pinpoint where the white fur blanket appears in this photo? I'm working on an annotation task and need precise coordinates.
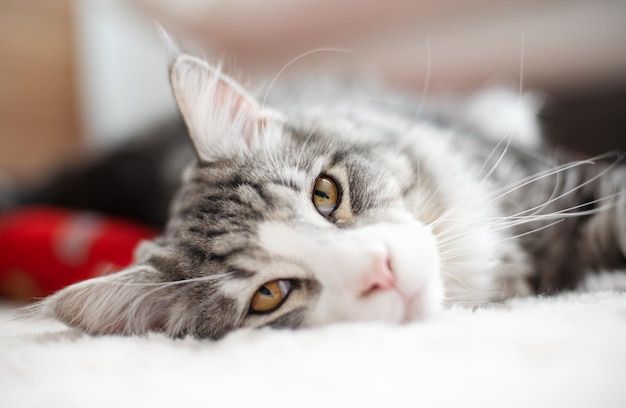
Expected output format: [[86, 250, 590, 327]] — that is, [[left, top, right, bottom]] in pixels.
[[1, 291, 625, 407]]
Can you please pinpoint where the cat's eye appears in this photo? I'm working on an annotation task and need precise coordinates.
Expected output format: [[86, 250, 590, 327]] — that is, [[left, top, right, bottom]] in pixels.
[[313, 176, 339, 217], [250, 280, 292, 314]]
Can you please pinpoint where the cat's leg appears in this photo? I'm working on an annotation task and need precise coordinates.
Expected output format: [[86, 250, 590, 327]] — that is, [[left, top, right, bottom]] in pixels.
[[515, 161, 626, 295], [576, 188, 626, 280], [578, 270, 626, 292], [569, 166, 626, 292]]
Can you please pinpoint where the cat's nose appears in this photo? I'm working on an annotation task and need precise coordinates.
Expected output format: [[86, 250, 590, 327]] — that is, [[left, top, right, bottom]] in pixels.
[[360, 253, 396, 296]]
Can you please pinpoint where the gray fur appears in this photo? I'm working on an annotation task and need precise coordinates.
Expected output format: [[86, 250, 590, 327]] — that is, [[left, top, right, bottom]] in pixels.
[[29, 54, 626, 339]]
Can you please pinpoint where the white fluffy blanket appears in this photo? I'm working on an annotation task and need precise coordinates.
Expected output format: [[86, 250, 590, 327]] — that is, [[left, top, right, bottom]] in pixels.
[[2, 291, 626, 407]]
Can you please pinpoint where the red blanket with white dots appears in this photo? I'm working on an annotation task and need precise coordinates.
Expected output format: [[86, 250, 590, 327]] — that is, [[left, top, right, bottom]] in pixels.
[[0, 206, 155, 301]]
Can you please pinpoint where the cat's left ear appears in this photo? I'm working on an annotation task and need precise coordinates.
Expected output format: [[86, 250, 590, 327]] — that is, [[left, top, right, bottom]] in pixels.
[[22, 263, 182, 336], [170, 54, 283, 162]]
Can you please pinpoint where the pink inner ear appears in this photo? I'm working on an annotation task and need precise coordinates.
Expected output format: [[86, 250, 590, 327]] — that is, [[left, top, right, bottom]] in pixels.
[[171, 54, 285, 160], [215, 81, 254, 112], [215, 80, 259, 139]]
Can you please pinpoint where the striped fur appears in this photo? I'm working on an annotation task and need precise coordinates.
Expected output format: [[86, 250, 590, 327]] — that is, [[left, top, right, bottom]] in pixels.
[[31, 54, 626, 339]]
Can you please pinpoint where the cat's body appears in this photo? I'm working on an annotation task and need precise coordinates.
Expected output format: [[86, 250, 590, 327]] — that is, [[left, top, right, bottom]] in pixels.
[[19, 54, 626, 339]]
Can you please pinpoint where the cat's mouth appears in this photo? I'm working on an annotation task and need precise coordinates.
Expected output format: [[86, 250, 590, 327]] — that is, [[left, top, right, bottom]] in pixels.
[[258, 220, 441, 326], [382, 242, 442, 324], [362, 255, 433, 323]]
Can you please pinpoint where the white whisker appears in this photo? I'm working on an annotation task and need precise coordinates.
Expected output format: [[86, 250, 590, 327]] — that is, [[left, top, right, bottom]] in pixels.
[[503, 219, 564, 241], [261, 47, 356, 112], [481, 135, 512, 183], [416, 32, 432, 117], [505, 157, 621, 219], [518, 32, 525, 102], [106, 273, 231, 288]]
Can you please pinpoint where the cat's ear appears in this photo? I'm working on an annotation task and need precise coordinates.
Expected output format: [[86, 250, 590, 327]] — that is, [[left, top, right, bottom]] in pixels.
[[170, 54, 282, 162], [24, 265, 178, 336]]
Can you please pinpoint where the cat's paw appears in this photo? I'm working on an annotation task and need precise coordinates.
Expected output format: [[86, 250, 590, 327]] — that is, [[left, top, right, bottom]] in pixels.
[[499, 275, 534, 299], [578, 270, 626, 292]]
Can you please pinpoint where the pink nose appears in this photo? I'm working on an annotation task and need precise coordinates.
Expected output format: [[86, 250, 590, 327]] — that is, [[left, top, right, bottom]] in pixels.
[[361, 253, 396, 295]]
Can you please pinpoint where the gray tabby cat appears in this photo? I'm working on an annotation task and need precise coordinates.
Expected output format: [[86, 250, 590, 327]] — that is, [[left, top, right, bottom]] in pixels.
[[30, 53, 626, 339]]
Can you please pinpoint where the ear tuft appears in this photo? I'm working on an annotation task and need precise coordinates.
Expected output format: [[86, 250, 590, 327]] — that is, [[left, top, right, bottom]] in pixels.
[[170, 55, 283, 162]]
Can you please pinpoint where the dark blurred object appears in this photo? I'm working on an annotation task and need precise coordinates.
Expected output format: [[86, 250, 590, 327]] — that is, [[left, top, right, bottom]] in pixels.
[[15, 119, 192, 230], [540, 84, 626, 157]]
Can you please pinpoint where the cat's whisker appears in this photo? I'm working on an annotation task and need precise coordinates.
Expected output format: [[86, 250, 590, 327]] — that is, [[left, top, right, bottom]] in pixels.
[[477, 133, 512, 183], [442, 289, 495, 305], [501, 157, 622, 219], [489, 159, 590, 202], [95, 272, 233, 335], [104, 273, 231, 288], [417, 128, 466, 214], [416, 32, 432, 117], [435, 192, 618, 242], [436, 214, 588, 253], [486, 152, 620, 209], [435, 236, 499, 259], [430, 153, 621, 240], [436, 246, 491, 261], [500, 197, 617, 227], [425, 142, 501, 227], [260, 47, 356, 112], [435, 193, 620, 259], [294, 127, 320, 176], [439, 270, 473, 289], [501, 219, 564, 241], [518, 32, 525, 104], [258, 122, 284, 184], [442, 291, 486, 302]]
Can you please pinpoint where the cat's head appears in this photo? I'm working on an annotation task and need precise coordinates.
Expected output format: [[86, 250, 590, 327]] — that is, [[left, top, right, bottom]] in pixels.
[[37, 54, 444, 339]]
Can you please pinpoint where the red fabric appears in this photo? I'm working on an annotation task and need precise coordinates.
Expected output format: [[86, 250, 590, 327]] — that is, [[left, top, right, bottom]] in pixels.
[[0, 206, 156, 300]]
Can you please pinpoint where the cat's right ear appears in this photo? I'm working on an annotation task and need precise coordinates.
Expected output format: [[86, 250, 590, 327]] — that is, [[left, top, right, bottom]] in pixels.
[[170, 54, 283, 163]]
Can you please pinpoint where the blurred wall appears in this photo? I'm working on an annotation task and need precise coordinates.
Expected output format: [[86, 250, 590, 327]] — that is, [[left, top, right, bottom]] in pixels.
[[78, 0, 626, 155], [0, 0, 176, 182], [0, 0, 80, 181], [74, 0, 175, 150], [1, 0, 625, 182]]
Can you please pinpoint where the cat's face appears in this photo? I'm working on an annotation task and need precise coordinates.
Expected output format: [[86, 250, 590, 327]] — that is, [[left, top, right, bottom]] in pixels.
[[156, 120, 442, 338], [42, 55, 443, 339]]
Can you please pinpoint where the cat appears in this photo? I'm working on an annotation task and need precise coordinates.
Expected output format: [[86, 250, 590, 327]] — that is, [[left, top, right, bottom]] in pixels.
[[20, 52, 626, 340]]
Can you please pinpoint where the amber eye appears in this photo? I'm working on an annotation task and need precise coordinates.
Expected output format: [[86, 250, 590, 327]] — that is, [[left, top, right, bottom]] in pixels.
[[250, 280, 292, 314], [313, 176, 339, 217]]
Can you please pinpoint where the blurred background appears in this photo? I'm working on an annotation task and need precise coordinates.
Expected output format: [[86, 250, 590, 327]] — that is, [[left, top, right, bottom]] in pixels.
[[1, 0, 626, 181]]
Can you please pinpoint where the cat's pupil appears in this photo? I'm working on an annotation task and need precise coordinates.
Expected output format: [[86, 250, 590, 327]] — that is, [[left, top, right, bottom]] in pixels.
[[314, 190, 330, 200], [312, 176, 339, 217], [259, 286, 273, 297]]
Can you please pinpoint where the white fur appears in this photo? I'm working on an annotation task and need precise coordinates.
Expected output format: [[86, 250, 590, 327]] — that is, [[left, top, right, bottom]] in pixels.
[[2, 291, 625, 407], [297, 97, 534, 305], [258, 221, 442, 325], [444, 87, 545, 151], [401, 123, 532, 303]]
